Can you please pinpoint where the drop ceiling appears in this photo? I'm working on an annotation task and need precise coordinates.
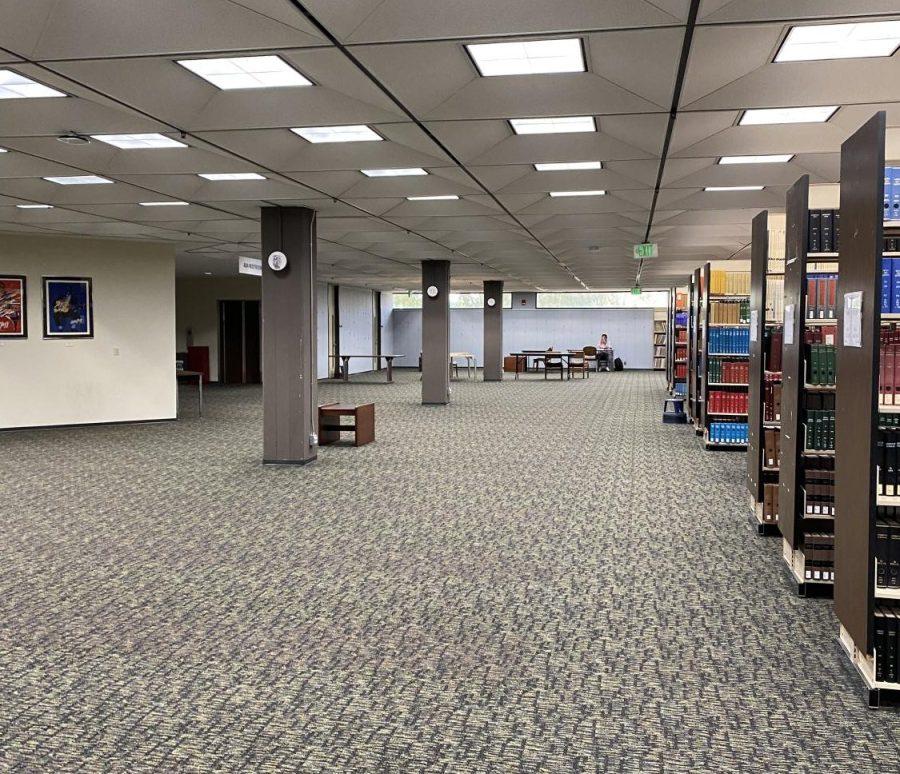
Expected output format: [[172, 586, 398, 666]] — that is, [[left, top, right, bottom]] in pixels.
[[0, 1, 898, 290]]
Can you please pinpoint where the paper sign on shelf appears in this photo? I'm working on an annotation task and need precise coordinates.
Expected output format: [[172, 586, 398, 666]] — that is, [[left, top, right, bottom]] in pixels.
[[843, 291, 863, 348], [238, 256, 262, 276], [784, 304, 795, 345], [749, 310, 759, 342]]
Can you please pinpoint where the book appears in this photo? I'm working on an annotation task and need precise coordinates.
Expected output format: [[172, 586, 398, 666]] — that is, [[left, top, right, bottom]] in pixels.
[[883, 258, 893, 315], [809, 210, 822, 252], [821, 210, 833, 252]]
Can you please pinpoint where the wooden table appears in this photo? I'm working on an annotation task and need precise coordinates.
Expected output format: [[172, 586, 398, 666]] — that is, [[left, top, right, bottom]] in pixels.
[[449, 351, 476, 379], [319, 402, 375, 446], [508, 352, 584, 380], [176, 369, 203, 416], [329, 354, 404, 382]]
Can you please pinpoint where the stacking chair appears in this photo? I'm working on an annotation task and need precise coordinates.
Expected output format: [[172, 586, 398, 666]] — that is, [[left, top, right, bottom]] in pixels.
[[582, 345, 598, 372], [567, 350, 588, 379], [544, 351, 564, 379]]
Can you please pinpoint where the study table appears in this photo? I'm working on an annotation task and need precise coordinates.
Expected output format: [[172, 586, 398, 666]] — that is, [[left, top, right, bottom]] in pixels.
[[509, 351, 587, 380], [176, 369, 203, 417], [449, 351, 477, 379], [329, 354, 405, 383]]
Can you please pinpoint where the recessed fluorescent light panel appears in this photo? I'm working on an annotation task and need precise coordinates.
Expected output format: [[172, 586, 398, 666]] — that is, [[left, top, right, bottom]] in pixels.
[[775, 21, 900, 62], [0, 147, 7, 153], [549, 190, 606, 197], [17, 204, 53, 209], [198, 172, 266, 181], [406, 195, 459, 201], [704, 186, 765, 192], [739, 106, 838, 125], [44, 175, 113, 185], [139, 201, 189, 207], [510, 116, 595, 135], [361, 168, 428, 177], [92, 133, 187, 149], [535, 161, 602, 171], [177, 55, 311, 90], [0, 70, 66, 99], [467, 38, 585, 76], [291, 125, 382, 143], [719, 154, 794, 165]]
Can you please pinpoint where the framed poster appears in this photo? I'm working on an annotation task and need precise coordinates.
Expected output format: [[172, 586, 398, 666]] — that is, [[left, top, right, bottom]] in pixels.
[[0, 275, 27, 338], [42, 277, 93, 338]]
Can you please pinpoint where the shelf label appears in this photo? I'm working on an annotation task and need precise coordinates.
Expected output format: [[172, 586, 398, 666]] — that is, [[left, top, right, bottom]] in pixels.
[[749, 310, 759, 342], [843, 291, 863, 348], [784, 304, 795, 345]]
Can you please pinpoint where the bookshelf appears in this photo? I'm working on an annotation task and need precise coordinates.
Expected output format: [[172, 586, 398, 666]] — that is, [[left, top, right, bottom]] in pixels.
[[778, 174, 838, 597], [688, 268, 703, 428], [701, 265, 751, 450], [833, 111, 900, 707], [747, 211, 782, 534], [653, 317, 667, 371], [669, 287, 688, 395]]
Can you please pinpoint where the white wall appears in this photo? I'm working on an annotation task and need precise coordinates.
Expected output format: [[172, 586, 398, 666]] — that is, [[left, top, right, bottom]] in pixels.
[[380, 291, 394, 360], [338, 285, 376, 374], [1, 234, 176, 429], [391, 307, 656, 369], [316, 282, 328, 379]]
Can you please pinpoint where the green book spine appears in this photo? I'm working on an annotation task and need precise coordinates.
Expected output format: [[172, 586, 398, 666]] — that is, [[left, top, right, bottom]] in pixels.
[[827, 345, 836, 385]]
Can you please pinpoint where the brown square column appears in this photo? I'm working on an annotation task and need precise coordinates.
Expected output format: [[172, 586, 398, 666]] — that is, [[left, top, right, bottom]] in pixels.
[[261, 206, 318, 464], [483, 280, 503, 381], [422, 260, 450, 405]]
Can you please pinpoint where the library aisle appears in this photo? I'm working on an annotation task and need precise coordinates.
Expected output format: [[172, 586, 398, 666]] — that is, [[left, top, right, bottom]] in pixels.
[[1, 372, 898, 772]]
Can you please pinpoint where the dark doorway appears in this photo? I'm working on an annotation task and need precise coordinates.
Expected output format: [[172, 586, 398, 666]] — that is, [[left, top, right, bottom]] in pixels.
[[218, 299, 261, 384]]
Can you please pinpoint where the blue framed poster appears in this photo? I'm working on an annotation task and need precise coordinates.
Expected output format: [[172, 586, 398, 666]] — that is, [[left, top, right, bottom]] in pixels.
[[42, 277, 93, 338]]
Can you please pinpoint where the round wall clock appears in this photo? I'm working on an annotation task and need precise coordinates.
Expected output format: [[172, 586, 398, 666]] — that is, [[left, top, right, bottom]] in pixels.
[[268, 251, 288, 271], [486, 297, 497, 307], [426, 285, 439, 298]]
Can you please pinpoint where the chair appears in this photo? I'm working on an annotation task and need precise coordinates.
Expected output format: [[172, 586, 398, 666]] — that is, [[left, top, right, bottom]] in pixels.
[[544, 351, 564, 380], [582, 345, 598, 371], [567, 350, 588, 379]]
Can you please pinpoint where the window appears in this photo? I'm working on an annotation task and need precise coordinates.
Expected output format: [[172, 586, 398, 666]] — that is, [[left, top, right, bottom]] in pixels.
[[392, 292, 513, 309], [536, 291, 668, 308]]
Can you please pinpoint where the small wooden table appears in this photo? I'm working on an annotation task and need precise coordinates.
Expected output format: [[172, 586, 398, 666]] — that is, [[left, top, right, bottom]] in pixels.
[[329, 354, 404, 382], [318, 403, 375, 446], [176, 369, 203, 417]]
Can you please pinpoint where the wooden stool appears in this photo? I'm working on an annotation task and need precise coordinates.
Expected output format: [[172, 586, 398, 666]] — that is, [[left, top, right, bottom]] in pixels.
[[318, 403, 375, 446]]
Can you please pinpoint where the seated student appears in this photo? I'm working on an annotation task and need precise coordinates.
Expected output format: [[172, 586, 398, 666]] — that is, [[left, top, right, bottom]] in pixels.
[[597, 333, 613, 371]]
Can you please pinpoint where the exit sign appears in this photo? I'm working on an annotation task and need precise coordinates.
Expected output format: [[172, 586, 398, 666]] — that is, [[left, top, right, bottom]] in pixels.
[[631, 286, 641, 296], [633, 243, 658, 260]]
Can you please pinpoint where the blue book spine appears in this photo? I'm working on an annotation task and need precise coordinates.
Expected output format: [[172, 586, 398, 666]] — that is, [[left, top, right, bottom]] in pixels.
[[883, 258, 893, 314], [893, 259, 900, 314], [893, 169, 900, 222], [886, 166, 893, 221]]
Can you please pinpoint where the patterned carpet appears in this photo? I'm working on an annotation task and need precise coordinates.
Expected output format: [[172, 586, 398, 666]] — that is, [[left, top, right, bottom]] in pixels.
[[1, 369, 898, 772]]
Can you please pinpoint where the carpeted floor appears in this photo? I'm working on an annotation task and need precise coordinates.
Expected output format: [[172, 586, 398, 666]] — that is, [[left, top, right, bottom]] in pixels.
[[1, 369, 898, 772]]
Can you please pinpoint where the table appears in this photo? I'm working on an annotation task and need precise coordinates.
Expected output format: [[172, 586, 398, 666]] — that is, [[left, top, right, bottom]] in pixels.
[[176, 369, 203, 417], [319, 402, 375, 446], [449, 351, 476, 379], [329, 354, 405, 383], [509, 352, 585, 380]]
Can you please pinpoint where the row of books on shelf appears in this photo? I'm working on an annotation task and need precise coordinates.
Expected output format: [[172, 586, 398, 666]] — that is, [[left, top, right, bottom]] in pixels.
[[709, 299, 749, 324], [878, 344, 900, 406], [807, 210, 840, 253], [674, 364, 687, 380], [765, 275, 784, 323], [875, 516, 900, 589], [761, 483, 779, 523], [804, 455, 835, 517], [806, 344, 836, 386], [763, 428, 781, 469], [673, 382, 686, 396], [675, 291, 688, 309], [709, 422, 748, 445], [873, 607, 900, 685], [881, 259, 900, 314], [676, 330, 687, 344], [708, 328, 749, 354], [802, 532, 835, 583], [806, 274, 838, 319], [804, 406, 835, 451], [708, 391, 748, 414], [885, 167, 900, 221], [877, 429, 900, 497], [709, 270, 750, 296], [708, 359, 748, 384], [764, 329, 783, 371], [764, 376, 782, 422], [674, 311, 688, 327]]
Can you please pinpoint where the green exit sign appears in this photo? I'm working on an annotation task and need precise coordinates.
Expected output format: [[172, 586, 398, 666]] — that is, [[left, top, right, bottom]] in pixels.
[[633, 242, 658, 259], [631, 286, 641, 296]]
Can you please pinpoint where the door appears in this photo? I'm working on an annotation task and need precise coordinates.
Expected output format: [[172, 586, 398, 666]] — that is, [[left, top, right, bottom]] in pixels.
[[218, 299, 262, 384]]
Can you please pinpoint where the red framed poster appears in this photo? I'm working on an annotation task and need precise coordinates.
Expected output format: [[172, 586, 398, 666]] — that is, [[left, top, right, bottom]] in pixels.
[[0, 276, 26, 337]]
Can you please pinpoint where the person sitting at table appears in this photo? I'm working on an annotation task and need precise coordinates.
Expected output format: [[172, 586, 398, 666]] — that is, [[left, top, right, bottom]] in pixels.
[[597, 333, 613, 371]]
